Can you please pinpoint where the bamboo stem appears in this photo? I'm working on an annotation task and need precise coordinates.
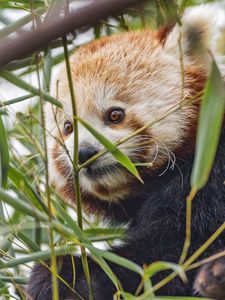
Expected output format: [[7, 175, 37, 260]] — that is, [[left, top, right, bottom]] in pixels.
[[62, 36, 93, 300], [36, 58, 59, 300]]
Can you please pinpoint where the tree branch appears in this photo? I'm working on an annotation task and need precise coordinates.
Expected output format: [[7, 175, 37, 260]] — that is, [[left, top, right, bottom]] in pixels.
[[0, 0, 142, 68]]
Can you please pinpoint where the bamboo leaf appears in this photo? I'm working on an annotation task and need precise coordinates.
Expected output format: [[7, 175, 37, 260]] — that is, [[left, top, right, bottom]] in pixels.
[[84, 227, 124, 237], [144, 261, 186, 282], [54, 202, 124, 290], [0, 115, 9, 188], [0, 234, 13, 256], [118, 292, 136, 300], [191, 60, 225, 190], [0, 70, 62, 108], [0, 276, 27, 284], [163, 0, 181, 25], [54, 201, 87, 243], [0, 94, 33, 108], [90, 253, 121, 291], [55, 201, 139, 282], [17, 231, 40, 252], [0, 7, 47, 39], [0, 286, 9, 297], [77, 117, 143, 183], [152, 298, 211, 300], [85, 244, 143, 276], [0, 245, 77, 269], [84, 227, 124, 242], [8, 165, 49, 213], [0, 189, 80, 243], [0, 188, 46, 220]]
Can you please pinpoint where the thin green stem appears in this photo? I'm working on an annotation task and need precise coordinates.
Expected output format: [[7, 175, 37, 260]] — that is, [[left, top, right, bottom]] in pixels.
[[183, 221, 225, 268], [0, 7, 47, 39], [78, 91, 203, 171], [0, 69, 62, 107], [0, 94, 33, 107], [187, 249, 225, 271], [62, 36, 93, 300], [179, 188, 197, 264], [36, 58, 59, 300], [139, 220, 225, 298], [17, 121, 45, 159]]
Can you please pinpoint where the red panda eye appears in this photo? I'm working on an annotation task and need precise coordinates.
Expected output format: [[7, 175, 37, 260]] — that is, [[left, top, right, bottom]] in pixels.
[[64, 121, 73, 135], [107, 108, 125, 124]]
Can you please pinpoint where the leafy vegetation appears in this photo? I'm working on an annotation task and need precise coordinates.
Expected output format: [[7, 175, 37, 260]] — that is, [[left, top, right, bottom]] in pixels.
[[0, 1, 224, 300]]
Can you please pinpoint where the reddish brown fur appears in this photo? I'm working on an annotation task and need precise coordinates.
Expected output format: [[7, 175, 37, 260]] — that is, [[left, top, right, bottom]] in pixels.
[[175, 66, 207, 158], [157, 23, 176, 45], [49, 16, 220, 209]]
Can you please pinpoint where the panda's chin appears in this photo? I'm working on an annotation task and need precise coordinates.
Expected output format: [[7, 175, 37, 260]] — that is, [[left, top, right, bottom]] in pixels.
[[79, 164, 130, 202], [82, 163, 117, 180]]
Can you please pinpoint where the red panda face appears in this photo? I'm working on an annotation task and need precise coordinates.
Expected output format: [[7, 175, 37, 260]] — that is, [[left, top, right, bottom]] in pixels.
[[46, 8, 219, 203]]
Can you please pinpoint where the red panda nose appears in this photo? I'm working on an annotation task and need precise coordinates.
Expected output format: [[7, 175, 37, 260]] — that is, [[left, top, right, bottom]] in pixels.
[[78, 147, 98, 164]]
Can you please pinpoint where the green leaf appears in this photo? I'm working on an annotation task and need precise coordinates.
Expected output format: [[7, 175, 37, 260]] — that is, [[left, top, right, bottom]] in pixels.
[[8, 165, 49, 213], [152, 298, 212, 300], [163, 0, 181, 25], [191, 60, 225, 190], [0, 7, 46, 39], [144, 261, 186, 282], [55, 203, 123, 290], [0, 188, 80, 243], [143, 277, 153, 293], [0, 285, 9, 297], [0, 276, 27, 285], [0, 234, 13, 256], [89, 252, 121, 291], [77, 117, 143, 183], [0, 94, 33, 108], [17, 231, 40, 252], [179, 1, 193, 14], [84, 227, 124, 237], [118, 292, 136, 300], [54, 201, 87, 243], [0, 115, 9, 188], [0, 70, 62, 108], [85, 244, 143, 276], [0, 188, 45, 220], [53, 202, 135, 287], [84, 227, 124, 242], [0, 245, 77, 269]]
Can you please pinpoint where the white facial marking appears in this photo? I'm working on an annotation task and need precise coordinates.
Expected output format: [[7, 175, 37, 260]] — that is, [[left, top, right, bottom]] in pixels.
[[46, 7, 224, 202]]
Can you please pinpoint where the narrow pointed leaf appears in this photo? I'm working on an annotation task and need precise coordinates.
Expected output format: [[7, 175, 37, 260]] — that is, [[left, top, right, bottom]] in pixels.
[[153, 298, 212, 300], [85, 244, 143, 276], [0, 245, 77, 269], [0, 93, 33, 107], [0, 70, 62, 108], [118, 292, 136, 300], [77, 117, 143, 183], [0, 115, 9, 188], [0, 7, 47, 39], [8, 165, 49, 213], [0, 234, 13, 256], [0, 276, 27, 284], [191, 60, 225, 190], [144, 261, 186, 282], [0, 189, 80, 243]]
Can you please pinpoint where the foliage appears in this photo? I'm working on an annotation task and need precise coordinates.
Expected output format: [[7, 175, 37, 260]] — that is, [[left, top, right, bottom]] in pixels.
[[0, 0, 224, 300]]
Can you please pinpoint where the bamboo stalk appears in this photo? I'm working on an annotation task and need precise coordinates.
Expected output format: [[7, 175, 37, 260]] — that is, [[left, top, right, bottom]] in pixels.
[[36, 58, 59, 300], [62, 35, 93, 300]]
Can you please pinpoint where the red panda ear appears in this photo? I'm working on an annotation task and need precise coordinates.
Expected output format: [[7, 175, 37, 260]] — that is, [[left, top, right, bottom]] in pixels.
[[163, 7, 219, 70], [156, 23, 176, 46]]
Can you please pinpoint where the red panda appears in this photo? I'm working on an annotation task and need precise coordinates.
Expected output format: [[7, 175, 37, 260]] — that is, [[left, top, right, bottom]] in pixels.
[[27, 7, 225, 300]]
